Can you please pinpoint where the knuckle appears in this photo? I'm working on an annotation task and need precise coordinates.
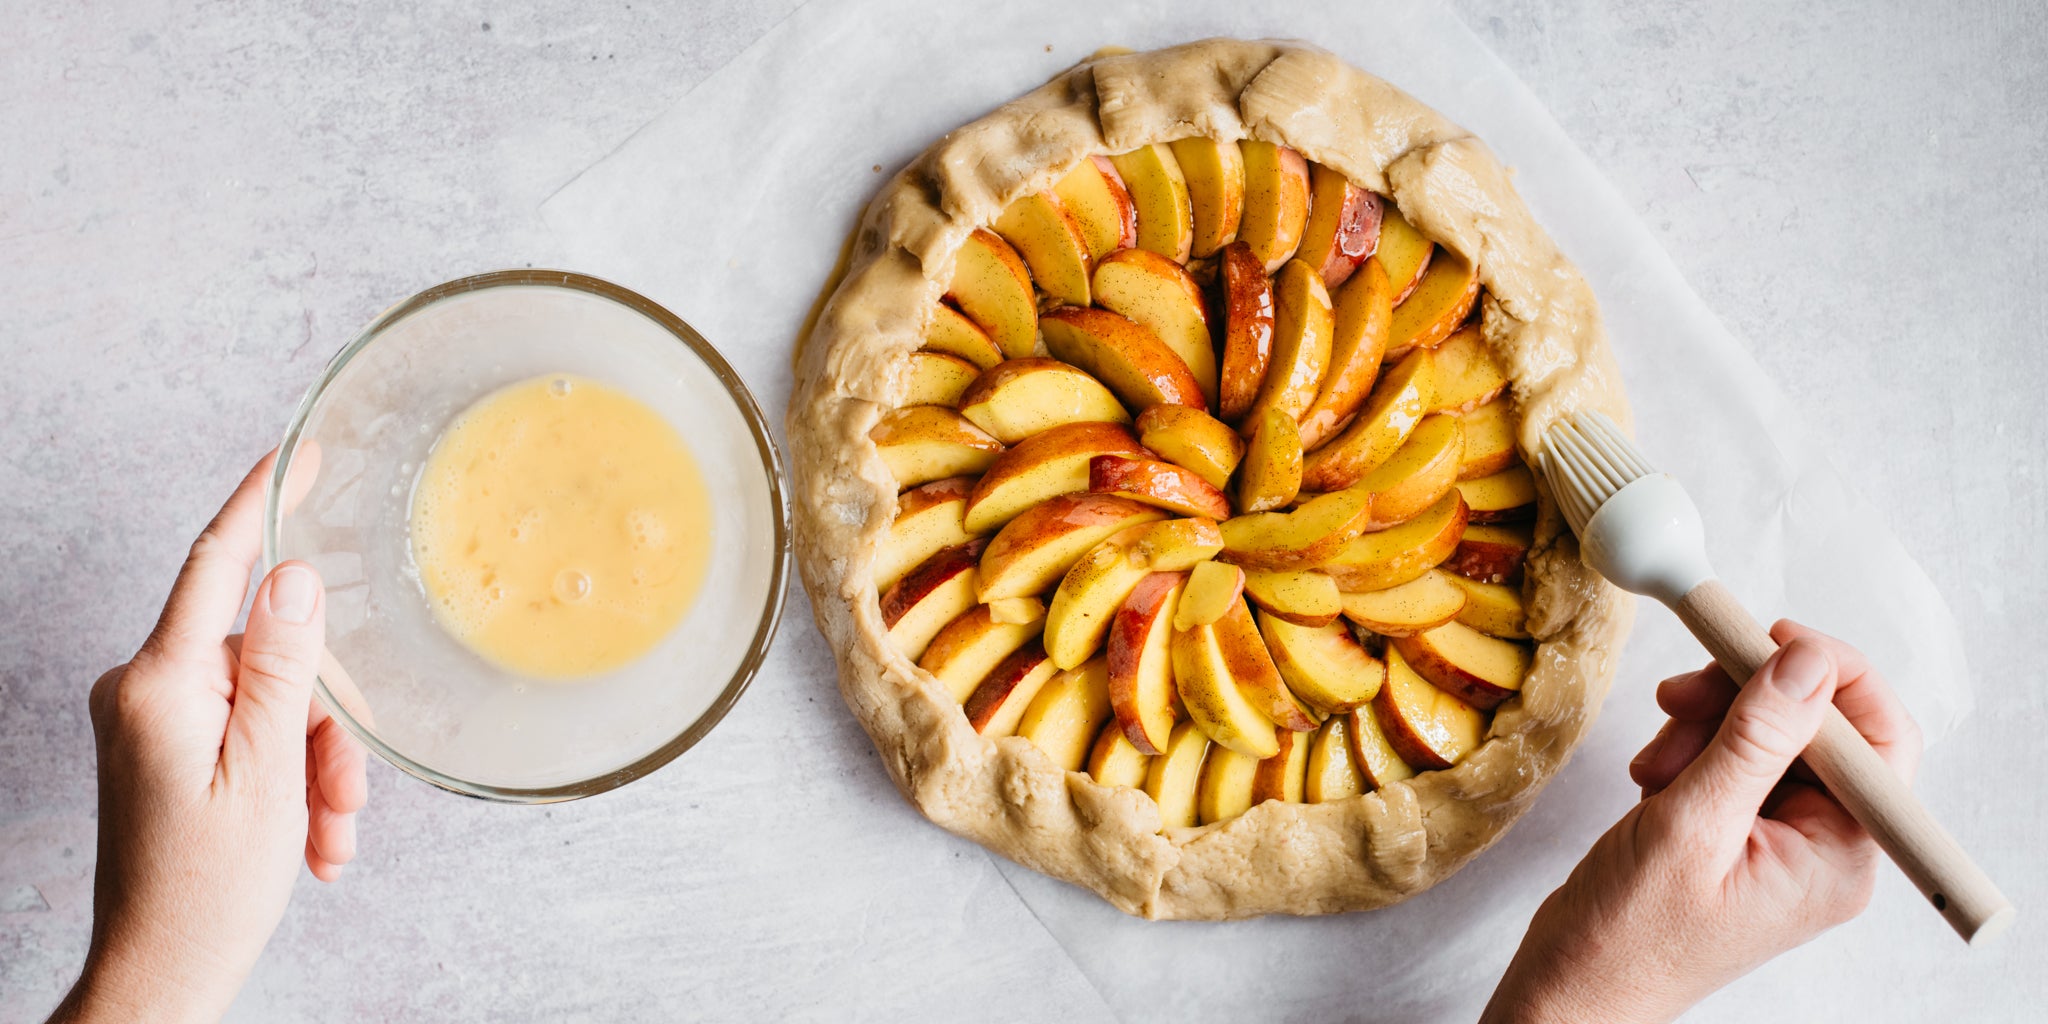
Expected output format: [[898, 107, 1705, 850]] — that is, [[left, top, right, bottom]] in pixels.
[[237, 642, 314, 689], [87, 666, 127, 728], [1723, 704, 1804, 769]]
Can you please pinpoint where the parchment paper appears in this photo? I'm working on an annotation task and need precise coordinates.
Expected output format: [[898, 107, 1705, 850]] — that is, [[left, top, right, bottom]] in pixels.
[[539, 1, 1970, 1017]]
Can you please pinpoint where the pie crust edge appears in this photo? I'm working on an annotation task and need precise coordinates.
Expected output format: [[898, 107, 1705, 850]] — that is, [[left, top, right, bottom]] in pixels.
[[787, 38, 1637, 920]]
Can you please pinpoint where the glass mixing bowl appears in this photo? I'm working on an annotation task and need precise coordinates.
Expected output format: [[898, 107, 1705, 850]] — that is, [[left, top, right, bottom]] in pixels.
[[265, 270, 788, 801]]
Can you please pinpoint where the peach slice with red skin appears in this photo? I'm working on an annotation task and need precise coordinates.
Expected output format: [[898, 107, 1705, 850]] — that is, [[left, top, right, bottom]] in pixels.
[[959, 358, 1129, 445], [1258, 610, 1387, 714], [871, 406, 1004, 490], [1043, 519, 1213, 670], [1108, 571, 1186, 754], [1297, 164, 1383, 289], [1348, 704, 1418, 790], [975, 492, 1164, 602], [1238, 142, 1312, 272], [918, 602, 1045, 703], [1088, 454, 1232, 520], [963, 420, 1146, 534], [1442, 521, 1533, 585], [880, 540, 985, 662], [1457, 464, 1538, 524], [1300, 347, 1434, 492], [1375, 205, 1435, 304], [1086, 720, 1154, 788], [962, 640, 1059, 737], [1091, 248, 1217, 406], [1135, 404, 1245, 491], [1108, 143, 1195, 263], [876, 476, 976, 591], [1218, 485, 1375, 572], [1242, 260, 1334, 429], [1297, 256, 1395, 450], [1212, 596, 1317, 732], [1052, 155, 1138, 262], [1172, 620, 1281, 759], [1320, 491, 1468, 593], [1217, 240, 1276, 424], [1384, 247, 1479, 362], [1392, 621, 1532, 711], [944, 228, 1037, 360], [1169, 137, 1245, 258], [1039, 306, 1205, 411], [1372, 643, 1483, 770], [1250, 725, 1310, 805]]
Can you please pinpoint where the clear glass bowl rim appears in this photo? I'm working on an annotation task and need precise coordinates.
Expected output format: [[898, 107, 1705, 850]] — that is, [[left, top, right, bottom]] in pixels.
[[264, 268, 791, 804]]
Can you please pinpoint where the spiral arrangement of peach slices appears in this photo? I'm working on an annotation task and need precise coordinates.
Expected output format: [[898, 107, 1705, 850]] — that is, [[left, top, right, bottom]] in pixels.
[[870, 139, 1539, 829]]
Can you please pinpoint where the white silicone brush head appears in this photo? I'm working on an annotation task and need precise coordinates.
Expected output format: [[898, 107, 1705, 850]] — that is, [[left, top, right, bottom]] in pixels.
[[1538, 411, 1716, 605]]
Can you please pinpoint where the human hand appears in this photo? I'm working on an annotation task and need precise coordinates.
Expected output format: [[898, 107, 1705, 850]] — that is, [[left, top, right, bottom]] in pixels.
[[1482, 622, 1922, 1024], [51, 451, 367, 1024]]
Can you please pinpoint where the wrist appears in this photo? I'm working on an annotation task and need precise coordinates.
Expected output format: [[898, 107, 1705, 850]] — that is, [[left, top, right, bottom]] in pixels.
[[54, 940, 237, 1024]]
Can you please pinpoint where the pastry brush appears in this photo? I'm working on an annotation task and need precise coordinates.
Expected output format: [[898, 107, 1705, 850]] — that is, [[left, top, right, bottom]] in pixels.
[[1538, 409, 2013, 946]]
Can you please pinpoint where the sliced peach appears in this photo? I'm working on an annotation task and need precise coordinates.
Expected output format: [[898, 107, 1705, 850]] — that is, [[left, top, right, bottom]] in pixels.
[[1359, 412, 1463, 530], [902, 350, 980, 408], [1240, 568, 1342, 627], [1238, 142, 1311, 272], [1144, 720, 1212, 829], [963, 420, 1145, 534], [994, 190, 1093, 307], [1197, 743, 1261, 824], [1135, 404, 1245, 491], [1016, 656, 1115, 772], [1258, 611, 1386, 714], [1086, 720, 1154, 789], [1375, 205, 1434, 304], [962, 640, 1059, 737], [1039, 306, 1204, 410], [1304, 714, 1365, 803], [880, 540, 984, 662], [1348, 704, 1417, 790], [1124, 517, 1226, 572], [1297, 164, 1383, 289], [1321, 491, 1468, 592], [959, 357, 1130, 444], [1174, 621, 1280, 759], [1218, 485, 1375, 572], [1169, 137, 1245, 258], [1174, 560, 1244, 632], [1392, 621, 1532, 711], [975, 492, 1164, 602], [1043, 526, 1156, 669], [1297, 256, 1394, 450], [918, 603, 1045, 703], [1237, 407, 1304, 513], [1300, 347, 1433, 492], [944, 228, 1037, 359], [870, 406, 1004, 490], [1108, 571, 1186, 754], [1243, 260, 1334, 428], [1427, 325, 1510, 414], [876, 476, 976, 591], [1217, 240, 1275, 424], [1108, 143, 1194, 263], [1385, 247, 1479, 361], [1371, 643, 1483, 771], [1250, 725, 1310, 805], [1442, 522, 1534, 585], [1213, 596, 1318, 732], [1456, 397, 1518, 480], [1092, 248, 1217, 405], [1340, 569, 1467, 637], [1447, 573, 1529, 640], [1052, 155, 1138, 262], [1457, 465, 1537, 524], [923, 303, 1003, 370], [1089, 454, 1232, 519], [987, 596, 1046, 625]]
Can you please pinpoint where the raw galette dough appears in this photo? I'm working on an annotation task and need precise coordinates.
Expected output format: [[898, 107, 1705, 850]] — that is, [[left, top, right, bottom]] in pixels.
[[787, 38, 1635, 920]]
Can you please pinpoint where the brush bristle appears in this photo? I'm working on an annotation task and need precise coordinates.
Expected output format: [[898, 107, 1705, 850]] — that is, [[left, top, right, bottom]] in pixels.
[[1538, 410, 1658, 536]]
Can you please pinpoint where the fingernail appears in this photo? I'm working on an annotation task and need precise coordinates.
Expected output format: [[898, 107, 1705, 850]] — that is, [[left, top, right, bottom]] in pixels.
[[1768, 639, 1831, 700], [268, 564, 320, 624]]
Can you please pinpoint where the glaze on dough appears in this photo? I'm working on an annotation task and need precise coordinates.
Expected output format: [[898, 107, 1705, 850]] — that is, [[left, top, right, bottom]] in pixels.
[[787, 38, 1635, 920]]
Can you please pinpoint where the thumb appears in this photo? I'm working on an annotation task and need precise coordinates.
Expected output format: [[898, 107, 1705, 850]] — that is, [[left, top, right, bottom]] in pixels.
[[224, 561, 326, 778], [1662, 637, 1837, 849]]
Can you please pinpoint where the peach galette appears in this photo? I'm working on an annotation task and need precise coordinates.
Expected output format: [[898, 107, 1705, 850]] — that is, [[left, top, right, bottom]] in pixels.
[[790, 39, 1633, 919]]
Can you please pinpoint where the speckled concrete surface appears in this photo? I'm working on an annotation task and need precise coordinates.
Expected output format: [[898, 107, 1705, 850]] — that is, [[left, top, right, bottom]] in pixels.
[[2, 2, 2043, 1021]]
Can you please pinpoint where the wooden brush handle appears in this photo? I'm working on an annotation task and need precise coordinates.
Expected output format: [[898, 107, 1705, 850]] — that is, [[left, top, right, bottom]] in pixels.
[[1673, 578, 2012, 944]]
